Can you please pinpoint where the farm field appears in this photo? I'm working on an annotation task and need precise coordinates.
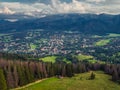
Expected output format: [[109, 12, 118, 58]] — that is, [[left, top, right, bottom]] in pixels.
[[39, 54, 104, 64], [30, 43, 37, 50], [40, 56, 57, 63], [107, 33, 120, 37], [75, 54, 93, 60], [95, 39, 111, 46]]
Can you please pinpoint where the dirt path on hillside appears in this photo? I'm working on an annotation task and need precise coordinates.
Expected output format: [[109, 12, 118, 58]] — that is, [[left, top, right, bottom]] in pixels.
[[12, 79, 47, 90]]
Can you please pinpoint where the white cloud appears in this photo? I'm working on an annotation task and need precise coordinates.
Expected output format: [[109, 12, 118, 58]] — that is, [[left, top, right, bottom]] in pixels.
[[86, 0, 106, 3], [0, 0, 87, 14], [3, 7, 15, 14], [51, 0, 86, 13], [0, 0, 120, 15], [0, 10, 2, 13]]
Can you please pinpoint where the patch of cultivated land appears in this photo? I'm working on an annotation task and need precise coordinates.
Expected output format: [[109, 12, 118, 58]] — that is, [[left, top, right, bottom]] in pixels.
[[75, 54, 101, 63], [16, 71, 120, 90], [63, 58, 71, 63], [39, 55, 104, 64], [107, 33, 120, 37], [95, 39, 111, 46], [92, 33, 120, 38], [75, 54, 93, 60], [30, 43, 37, 50], [40, 56, 57, 63]]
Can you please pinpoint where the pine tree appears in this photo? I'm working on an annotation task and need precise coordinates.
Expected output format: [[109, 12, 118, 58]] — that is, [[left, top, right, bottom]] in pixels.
[[6, 64, 15, 89], [13, 66, 18, 87], [66, 64, 74, 77], [6, 70, 15, 88], [62, 65, 66, 77], [90, 72, 95, 80], [0, 68, 7, 90], [112, 70, 119, 81], [17, 65, 27, 86]]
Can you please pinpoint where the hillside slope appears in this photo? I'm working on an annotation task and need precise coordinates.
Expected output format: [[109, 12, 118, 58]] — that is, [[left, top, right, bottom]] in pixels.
[[16, 71, 120, 90]]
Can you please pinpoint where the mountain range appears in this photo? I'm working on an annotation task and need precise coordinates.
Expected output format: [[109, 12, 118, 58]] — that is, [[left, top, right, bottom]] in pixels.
[[0, 13, 120, 35]]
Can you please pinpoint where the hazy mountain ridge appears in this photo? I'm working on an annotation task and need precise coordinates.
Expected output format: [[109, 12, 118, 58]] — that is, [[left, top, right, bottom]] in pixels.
[[0, 13, 120, 34]]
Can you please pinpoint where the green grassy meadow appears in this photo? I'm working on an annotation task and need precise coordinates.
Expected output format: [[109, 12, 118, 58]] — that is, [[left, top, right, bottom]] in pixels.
[[63, 58, 71, 63], [107, 33, 120, 37], [75, 54, 93, 60], [15, 71, 120, 90], [74, 54, 101, 63], [39, 54, 103, 64], [40, 56, 57, 63], [93, 33, 120, 46], [95, 39, 111, 46], [92, 33, 120, 38], [30, 43, 37, 50]]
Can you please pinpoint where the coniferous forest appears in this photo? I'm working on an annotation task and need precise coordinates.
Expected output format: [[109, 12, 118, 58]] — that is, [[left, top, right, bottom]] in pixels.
[[0, 53, 120, 90]]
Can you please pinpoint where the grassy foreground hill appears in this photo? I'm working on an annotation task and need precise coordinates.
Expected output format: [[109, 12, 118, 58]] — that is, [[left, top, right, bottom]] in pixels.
[[14, 71, 120, 90]]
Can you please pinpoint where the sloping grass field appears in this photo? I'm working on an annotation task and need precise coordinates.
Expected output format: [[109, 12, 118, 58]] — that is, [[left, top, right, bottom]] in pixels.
[[107, 33, 120, 37], [95, 39, 111, 46], [75, 54, 93, 60], [40, 54, 104, 64], [40, 56, 57, 63], [15, 71, 120, 90]]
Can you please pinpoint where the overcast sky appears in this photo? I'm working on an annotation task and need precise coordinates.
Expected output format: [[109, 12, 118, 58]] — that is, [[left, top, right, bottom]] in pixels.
[[0, 0, 120, 14]]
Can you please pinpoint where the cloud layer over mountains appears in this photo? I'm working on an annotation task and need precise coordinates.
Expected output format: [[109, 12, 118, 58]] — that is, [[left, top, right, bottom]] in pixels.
[[0, 0, 120, 15]]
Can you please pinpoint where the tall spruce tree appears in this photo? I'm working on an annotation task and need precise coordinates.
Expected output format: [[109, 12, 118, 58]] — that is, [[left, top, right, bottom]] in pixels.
[[0, 68, 7, 90], [66, 64, 74, 77], [112, 70, 119, 81], [90, 72, 95, 80]]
